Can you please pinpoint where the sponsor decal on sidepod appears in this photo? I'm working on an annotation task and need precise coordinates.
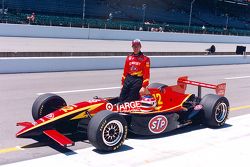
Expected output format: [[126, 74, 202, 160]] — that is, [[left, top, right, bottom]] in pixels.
[[148, 115, 168, 134], [106, 101, 141, 112]]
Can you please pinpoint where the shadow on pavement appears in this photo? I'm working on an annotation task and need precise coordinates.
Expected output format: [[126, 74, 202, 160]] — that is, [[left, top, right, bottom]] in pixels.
[[128, 123, 233, 140]]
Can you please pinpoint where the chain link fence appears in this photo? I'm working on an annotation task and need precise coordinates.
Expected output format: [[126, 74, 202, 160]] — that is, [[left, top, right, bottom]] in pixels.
[[1, 12, 250, 37]]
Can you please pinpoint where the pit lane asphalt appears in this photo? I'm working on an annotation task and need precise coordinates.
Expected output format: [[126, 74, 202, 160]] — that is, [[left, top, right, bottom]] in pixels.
[[1, 64, 250, 165]]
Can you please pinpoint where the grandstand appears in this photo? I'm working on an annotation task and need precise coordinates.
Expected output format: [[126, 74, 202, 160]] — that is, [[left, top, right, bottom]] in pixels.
[[1, 0, 250, 36]]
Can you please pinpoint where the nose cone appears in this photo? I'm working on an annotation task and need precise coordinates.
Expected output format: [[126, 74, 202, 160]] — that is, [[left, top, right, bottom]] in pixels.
[[16, 122, 43, 138], [16, 127, 43, 138]]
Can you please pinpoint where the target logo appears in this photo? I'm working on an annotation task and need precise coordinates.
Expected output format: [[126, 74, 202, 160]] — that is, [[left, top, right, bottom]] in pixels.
[[106, 103, 113, 111], [45, 113, 54, 119], [148, 115, 168, 134]]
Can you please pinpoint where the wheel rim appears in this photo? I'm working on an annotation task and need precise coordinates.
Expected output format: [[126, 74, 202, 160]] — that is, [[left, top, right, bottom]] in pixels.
[[102, 120, 124, 147], [215, 102, 228, 123]]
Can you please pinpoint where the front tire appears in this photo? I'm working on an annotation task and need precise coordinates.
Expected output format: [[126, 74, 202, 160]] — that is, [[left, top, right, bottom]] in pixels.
[[200, 94, 229, 127], [32, 93, 67, 120], [87, 110, 127, 151]]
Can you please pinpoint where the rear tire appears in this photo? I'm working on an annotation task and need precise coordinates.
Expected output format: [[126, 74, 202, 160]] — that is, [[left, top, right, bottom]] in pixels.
[[32, 93, 67, 120], [200, 94, 229, 127], [87, 110, 127, 151]]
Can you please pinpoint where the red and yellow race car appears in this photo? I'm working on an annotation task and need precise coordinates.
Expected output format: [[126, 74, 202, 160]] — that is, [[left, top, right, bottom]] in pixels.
[[16, 76, 229, 151]]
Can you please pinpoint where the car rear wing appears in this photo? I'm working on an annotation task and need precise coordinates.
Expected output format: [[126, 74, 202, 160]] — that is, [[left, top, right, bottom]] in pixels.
[[177, 76, 226, 98]]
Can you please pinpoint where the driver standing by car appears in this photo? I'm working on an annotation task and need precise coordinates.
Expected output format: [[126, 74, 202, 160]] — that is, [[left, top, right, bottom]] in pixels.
[[119, 39, 150, 102]]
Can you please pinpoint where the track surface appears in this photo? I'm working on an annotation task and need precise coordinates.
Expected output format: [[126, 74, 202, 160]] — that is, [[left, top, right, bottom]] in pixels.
[[1, 36, 250, 52], [1, 64, 250, 165], [2, 114, 250, 167]]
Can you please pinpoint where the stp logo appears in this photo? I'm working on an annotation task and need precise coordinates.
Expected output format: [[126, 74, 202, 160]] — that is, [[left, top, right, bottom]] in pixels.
[[148, 115, 168, 134]]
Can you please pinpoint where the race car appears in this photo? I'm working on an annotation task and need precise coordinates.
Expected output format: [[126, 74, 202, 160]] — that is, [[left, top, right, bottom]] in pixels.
[[16, 76, 229, 151]]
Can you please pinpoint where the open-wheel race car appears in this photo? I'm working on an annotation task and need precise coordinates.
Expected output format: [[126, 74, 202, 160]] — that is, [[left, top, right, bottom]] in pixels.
[[16, 76, 229, 151]]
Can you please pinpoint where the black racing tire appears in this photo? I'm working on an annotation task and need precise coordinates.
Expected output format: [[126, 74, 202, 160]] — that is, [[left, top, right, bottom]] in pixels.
[[87, 110, 127, 151], [32, 93, 67, 120], [200, 94, 229, 127]]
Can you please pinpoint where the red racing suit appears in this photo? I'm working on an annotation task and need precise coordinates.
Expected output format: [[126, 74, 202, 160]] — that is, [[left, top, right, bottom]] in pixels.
[[121, 52, 150, 88]]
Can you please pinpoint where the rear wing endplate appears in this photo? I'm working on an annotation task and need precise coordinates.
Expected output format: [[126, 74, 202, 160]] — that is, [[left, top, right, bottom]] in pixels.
[[177, 76, 226, 97]]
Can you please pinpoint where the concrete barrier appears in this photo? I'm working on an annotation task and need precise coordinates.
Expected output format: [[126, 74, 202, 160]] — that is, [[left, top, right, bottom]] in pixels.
[[0, 55, 249, 74], [89, 28, 250, 43], [0, 23, 89, 39], [1, 23, 250, 43], [1, 24, 250, 73]]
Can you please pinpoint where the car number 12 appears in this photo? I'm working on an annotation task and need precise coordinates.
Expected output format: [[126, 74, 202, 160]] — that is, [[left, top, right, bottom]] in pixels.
[[152, 93, 163, 105]]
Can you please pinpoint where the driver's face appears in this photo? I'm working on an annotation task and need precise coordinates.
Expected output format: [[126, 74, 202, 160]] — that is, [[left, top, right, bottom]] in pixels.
[[132, 45, 141, 54]]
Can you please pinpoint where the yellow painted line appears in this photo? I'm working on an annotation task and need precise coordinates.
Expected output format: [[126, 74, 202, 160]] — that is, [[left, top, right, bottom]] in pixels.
[[0, 146, 23, 154], [230, 105, 250, 111]]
